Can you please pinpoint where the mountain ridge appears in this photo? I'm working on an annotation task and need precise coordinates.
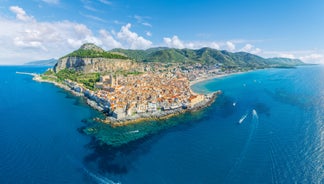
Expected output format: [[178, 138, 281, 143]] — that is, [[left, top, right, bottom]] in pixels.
[[111, 47, 304, 68], [53, 43, 304, 73]]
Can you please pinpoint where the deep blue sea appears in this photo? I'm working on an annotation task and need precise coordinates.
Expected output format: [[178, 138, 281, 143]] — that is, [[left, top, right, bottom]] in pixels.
[[0, 65, 323, 184]]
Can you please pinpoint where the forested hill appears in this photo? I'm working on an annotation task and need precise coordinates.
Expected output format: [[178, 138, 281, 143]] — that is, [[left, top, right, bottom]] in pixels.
[[111, 47, 304, 68]]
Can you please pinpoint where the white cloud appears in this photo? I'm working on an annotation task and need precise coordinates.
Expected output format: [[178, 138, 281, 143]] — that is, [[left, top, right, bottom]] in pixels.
[[14, 38, 45, 50], [99, 29, 122, 48], [185, 41, 221, 50], [134, 15, 152, 27], [117, 23, 152, 49], [226, 41, 235, 51], [98, 0, 112, 5], [163, 35, 185, 49], [163, 35, 221, 50], [113, 20, 124, 25], [278, 52, 324, 64], [81, 13, 107, 22], [299, 54, 324, 63], [0, 6, 154, 64], [84, 5, 99, 12], [241, 44, 253, 51], [146, 31, 152, 37], [142, 22, 152, 27], [300, 54, 322, 60], [0, 17, 104, 61], [228, 39, 264, 44], [253, 48, 262, 54], [42, 0, 59, 4], [262, 51, 296, 59], [134, 15, 146, 22], [209, 42, 220, 50], [240, 44, 261, 54], [9, 6, 34, 22], [279, 53, 295, 59]]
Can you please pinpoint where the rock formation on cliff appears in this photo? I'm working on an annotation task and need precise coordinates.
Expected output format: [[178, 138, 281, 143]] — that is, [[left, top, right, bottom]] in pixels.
[[54, 43, 141, 73]]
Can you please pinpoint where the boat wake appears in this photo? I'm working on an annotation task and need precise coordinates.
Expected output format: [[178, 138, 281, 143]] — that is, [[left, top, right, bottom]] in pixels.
[[66, 155, 121, 184], [252, 109, 258, 120], [226, 109, 259, 182], [83, 168, 121, 184]]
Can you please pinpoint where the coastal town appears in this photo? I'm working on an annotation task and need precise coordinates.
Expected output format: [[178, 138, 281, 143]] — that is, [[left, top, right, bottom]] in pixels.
[[31, 42, 298, 125], [57, 63, 223, 124], [95, 72, 209, 119]]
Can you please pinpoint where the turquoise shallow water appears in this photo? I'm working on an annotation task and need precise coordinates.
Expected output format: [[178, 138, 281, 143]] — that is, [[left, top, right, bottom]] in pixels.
[[0, 65, 323, 183]]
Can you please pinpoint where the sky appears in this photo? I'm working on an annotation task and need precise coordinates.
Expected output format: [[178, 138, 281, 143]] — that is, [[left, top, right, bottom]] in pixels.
[[0, 0, 324, 64]]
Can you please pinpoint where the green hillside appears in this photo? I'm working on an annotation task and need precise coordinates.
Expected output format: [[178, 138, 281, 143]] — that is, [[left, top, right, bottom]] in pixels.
[[62, 43, 128, 59], [111, 47, 304, 68]]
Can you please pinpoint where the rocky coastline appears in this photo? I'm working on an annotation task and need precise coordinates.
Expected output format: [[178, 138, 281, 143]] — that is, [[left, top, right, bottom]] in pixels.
[[99, 91, 220, 127]]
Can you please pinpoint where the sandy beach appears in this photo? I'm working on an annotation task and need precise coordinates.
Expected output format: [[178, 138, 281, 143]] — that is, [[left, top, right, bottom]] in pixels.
[[189, 71, 246, 87]]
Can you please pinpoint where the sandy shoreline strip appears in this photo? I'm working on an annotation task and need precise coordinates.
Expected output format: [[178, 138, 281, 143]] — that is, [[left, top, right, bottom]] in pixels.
[[189, 71, 246, 87]]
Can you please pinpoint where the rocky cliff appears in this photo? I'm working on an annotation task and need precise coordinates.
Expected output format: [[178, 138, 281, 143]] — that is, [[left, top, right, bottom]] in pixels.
[[54, 43, 140, 73], [54, 57, 139, 73]]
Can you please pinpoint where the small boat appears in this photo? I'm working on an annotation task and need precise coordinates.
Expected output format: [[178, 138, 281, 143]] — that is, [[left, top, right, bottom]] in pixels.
[[252, 109, 258, 119], [127, 130, 139, 134], [238, 114, 247, 124]]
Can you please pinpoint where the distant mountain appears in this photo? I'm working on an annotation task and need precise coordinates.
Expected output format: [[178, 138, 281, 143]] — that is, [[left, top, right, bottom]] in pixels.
[[25, 58, 57, 66], [111, 47, 304, 68], [266, 57, 304, 66]]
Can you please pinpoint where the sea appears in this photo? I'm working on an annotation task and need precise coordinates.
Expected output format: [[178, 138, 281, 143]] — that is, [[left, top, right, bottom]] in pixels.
[[0, 65, 323, 184]]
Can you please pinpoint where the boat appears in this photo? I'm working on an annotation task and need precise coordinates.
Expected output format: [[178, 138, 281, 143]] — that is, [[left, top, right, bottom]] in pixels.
[[238, 114, 248, 124]]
